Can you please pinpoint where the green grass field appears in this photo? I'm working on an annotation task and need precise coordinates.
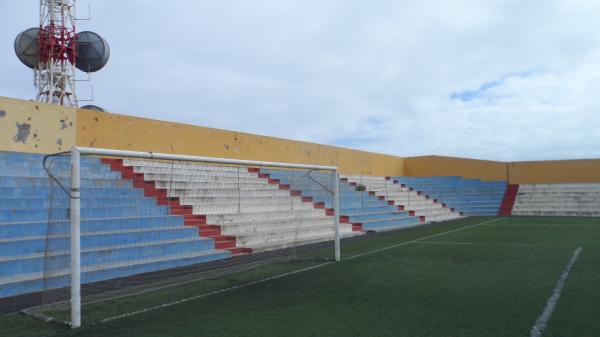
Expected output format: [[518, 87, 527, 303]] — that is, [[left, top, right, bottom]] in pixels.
[[3, 216, 599, 337]]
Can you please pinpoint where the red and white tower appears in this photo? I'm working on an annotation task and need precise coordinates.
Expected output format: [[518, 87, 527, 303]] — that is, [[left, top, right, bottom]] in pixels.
[[36, 0, 78, 106], [15, 0, 109, 108]]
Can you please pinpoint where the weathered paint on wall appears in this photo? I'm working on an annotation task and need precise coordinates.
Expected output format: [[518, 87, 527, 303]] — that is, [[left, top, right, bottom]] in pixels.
[[0, 96, 76, 154], [404, 155, 508, 181], [3, 96, 600, 183], [76, 109, 404, 176], [509, 159, 600, 184]]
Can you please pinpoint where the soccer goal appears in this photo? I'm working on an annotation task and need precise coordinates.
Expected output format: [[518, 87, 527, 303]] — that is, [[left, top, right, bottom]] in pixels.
[[36, 146, 347, 327]]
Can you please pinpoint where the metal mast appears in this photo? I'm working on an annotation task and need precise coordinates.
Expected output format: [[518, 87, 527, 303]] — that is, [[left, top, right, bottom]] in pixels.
[[36, 0, 78, 107]]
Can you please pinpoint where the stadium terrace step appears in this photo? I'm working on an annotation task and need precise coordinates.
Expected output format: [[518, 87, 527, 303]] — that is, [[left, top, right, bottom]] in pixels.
[[0, 215, 185, 239], [236, 226, 355, 250], [0, 236, 216, 275], [0, 186, 145, 198], [340, 206, 400, 214], [392, 176, 507, 216], [0, 205, 172, 222], [167, 187, 284, 198], [353, 217, 422, 232], [0, 151, 234, 299], [512, 183, 600, 217], [239, 231, 354, 252], [0, 226, 204, 257], [124, 159, 250, 172], [206, 209, 329, 224], [106, 158, 355, 256], [517, 183, 600, 190], [341, 175, 461, 223], [184, 203, 316, 215], [0, 249, 230, 299], [0, 176, 131, 188], [513, 198, 600, 205], [513, 206, 600, 212], [346, 210, 410, 222], [154, 181, 276, 190], [0, 196, 159, 209], [261, 169, 422, 232], [178, 195, 306, 205], [103, 158, 255, 255], [144, 173, 265, 183]]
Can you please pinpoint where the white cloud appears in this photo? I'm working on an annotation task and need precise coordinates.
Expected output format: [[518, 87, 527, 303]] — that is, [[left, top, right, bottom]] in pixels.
[[1, 0, 600, 161]]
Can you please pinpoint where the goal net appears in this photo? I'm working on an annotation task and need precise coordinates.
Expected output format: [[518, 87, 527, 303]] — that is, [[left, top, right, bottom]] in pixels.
[[27, 147, 350, 327]]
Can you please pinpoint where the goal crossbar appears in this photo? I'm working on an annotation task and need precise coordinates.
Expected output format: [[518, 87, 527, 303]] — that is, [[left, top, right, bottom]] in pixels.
[[68, 146, 341, 327]]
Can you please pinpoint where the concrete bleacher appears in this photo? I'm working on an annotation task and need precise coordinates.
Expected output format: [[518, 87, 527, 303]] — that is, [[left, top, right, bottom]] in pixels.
[[0, 151, 230, 299], [512, 183, 600, 217], [341, 175, 461, 223], [262, 169, 423, 232], [122, 159, 352, 252], [392, 176, 507, 215]]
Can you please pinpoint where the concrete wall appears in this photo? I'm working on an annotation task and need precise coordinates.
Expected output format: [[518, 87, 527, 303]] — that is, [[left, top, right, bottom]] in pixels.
[[76, 108, 404, 176], [508, 159, 600, 184], [404, 155, 507, 181], [3, 96, 600, 183], [0, 97, 76, 153]]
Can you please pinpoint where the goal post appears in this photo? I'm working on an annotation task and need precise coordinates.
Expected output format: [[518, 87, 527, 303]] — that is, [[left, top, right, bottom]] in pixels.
[[68, 146, 342, 327]]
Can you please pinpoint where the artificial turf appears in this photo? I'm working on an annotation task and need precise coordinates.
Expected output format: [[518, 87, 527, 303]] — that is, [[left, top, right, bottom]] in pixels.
[[3, 216, 599, 337]]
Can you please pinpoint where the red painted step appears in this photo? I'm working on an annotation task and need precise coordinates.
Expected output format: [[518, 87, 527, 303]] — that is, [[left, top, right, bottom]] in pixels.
[[100, 158, 252, 255], [499, 184, 519, 216], [214, 240, 237, 250], [228, 247, 254, 254]]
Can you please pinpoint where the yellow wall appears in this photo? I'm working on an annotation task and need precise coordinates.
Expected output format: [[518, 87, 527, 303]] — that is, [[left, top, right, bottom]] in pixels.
[[0, 97, 76, 153], [3, 96, 600, 183], [404, 155, 507, 181], [509, 159, 600, 184], [75, 109, 404, 176]]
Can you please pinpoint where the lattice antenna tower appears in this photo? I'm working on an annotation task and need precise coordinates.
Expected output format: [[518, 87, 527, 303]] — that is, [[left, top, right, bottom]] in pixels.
[[15, 0, 110, 108], [36, 0, 78, 106]]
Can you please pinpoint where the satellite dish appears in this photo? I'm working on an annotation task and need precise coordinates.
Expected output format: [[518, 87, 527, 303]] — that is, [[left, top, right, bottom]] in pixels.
[[75, 31, 110, 72], [14, 27, 40, 69], [80, 104, 106, 112]]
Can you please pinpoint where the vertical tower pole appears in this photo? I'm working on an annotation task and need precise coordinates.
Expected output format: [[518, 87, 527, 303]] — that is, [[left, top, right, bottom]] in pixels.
[[70, 147, 81, 328], [37, 0, 78, 107]]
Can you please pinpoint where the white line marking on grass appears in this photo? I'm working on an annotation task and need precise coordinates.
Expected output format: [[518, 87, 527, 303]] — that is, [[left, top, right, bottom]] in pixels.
[[415, 241, 574, 249], [485, 223, 599, 228], [530, 246, 582, 337], [100, 261, 333, 323], [344, 217, 502, 261], [99, 218, 500, 324]]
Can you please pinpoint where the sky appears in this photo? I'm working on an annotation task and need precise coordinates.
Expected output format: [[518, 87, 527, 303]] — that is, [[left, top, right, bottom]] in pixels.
[[1, 0, 599, 161]]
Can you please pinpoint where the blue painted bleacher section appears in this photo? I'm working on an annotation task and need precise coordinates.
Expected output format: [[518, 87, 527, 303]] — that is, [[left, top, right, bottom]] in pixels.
[[262, 169, 421, 231], [392, 176, 506, 215], [0, 151, 230, 299]]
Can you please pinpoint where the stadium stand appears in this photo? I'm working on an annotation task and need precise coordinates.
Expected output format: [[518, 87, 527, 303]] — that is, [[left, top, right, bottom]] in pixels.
[[262, 169, 423, 232], [109, 159, 355, 252], [512, 183, 600, 216], [391, 176, 507, 215], [341, 175, 461, 223], [0, 152, 230, 299]]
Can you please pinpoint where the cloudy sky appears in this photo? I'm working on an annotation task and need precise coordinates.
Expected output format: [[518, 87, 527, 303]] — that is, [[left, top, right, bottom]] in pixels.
[[1, 1, 599, 161]]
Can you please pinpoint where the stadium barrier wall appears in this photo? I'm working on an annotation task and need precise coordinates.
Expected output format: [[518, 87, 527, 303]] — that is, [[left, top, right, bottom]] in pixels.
[[403, 155, 507, 182], [3, 96, 600, 183], [0, 97, 76, 154], [75, 108, 404, 176], [508, 159, 600, 184]]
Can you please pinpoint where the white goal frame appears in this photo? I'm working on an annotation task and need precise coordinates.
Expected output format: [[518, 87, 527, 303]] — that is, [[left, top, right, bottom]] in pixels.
[[68, 146, 341, 327]]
